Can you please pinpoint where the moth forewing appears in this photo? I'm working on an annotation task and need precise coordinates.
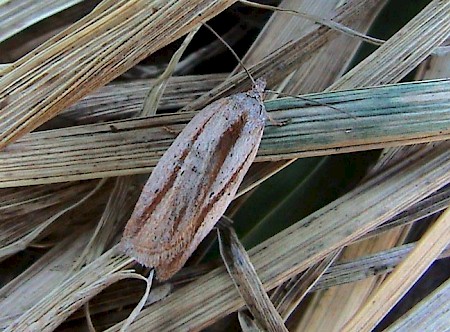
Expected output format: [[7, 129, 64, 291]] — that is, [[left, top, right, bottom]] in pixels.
[[121, 79, 266, 281]]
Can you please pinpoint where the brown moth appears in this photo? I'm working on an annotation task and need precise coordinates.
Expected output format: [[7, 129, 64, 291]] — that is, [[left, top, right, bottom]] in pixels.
[[120, 78, 267, 280]]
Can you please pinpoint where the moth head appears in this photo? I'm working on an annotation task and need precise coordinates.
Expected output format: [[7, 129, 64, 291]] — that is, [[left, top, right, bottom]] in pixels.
[[249, 77, 266, 102]]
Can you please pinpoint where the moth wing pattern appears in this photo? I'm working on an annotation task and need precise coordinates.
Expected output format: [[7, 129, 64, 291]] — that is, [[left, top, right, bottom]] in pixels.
[[121, 79, 266, 280]]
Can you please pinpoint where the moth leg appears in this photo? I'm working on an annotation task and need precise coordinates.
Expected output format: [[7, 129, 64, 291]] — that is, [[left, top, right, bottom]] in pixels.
[[265, 112, 290, 127], [216, 215, 234, 230], [162, 125, 182, 135]]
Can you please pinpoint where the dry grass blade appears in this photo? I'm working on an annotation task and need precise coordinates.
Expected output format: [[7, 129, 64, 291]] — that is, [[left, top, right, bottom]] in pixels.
[[329, 0, 450, 90], [297, 152, 449, 330], [74, 177, 136, 268], [364, 185, 450, 239], [66, 281, 172, 325], [142, 26, 200, 117], [384, 277, 450, 332], [0, 0, 85, 44], [105, 137, 450, 331], [239, 0, 340, 68], [271, 250, 341, 321], [313, 243, 449, 293], [368, 144, 431, 176], [239, 0, 450, 58], [0, 181, 93, 215], [282, 1, 386, 95], [239, 0, 385, 94], [0, 232, 91, 329], [293, 2, 450, 328], [341, 206, 450, 331], [46, 74, 226, 128], [218, 225, 288, 332], [183, 0, 383, 111], [1, 79, 449, 188], [238, 311, 264, 332], [5, 246, 132, 332], [0, 179, 105, 259], [239, 0, 386, 47], [59, 240, 449, 324], [417, 50, 450, 80], [372, 21, 450, 179], [0, 64, 10, 75], [0, 180, 102, 261], [0, 0, 236, 149], [117, 270, 153, 332], [368, 50, 450, 270]]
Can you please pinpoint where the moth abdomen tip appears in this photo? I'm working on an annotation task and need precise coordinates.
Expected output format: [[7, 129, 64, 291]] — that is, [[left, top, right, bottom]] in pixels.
[[119, 240, 154, 267]]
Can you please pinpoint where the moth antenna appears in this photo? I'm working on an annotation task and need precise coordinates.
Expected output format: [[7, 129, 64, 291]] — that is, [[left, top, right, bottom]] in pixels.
[[239, 0, 385, 47], [267, 89, 358, 120], [203, 22, 256, 86], [203, 23, 356, 121]]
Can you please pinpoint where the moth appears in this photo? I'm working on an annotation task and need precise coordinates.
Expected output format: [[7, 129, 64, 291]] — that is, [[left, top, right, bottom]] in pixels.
[[120, 78, 267, 280]]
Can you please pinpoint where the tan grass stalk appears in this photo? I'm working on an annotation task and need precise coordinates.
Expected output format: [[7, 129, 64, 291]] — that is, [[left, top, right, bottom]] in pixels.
[[0, 179, 105, 259], [58, 240, 449, 323], [273, 250, 341, 321], [0, 181, 101, 257], [0, 181, 92, 215], [363, 185, 450, 239], [1, 79, 448, 188], [0, 231, 92, 329], [341, 206, 450, 331], [295, 1, 450, 329], [238, 311, 264, 332], [329, 0, 450, 90], [0, 0, 236, 149], [240, 0, 343, 68], [46, 74, 226, 128], [183, 0, 384, 112], [105, 138, 450, 331], [0, 0, 84, 44], [73, 177, 137, 268], [5, 245, 132, 331], [314, 243, 449, 293], [141, 26, 200, 116], [218, 226, 288, 332], [384, 277, 450, 332]]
